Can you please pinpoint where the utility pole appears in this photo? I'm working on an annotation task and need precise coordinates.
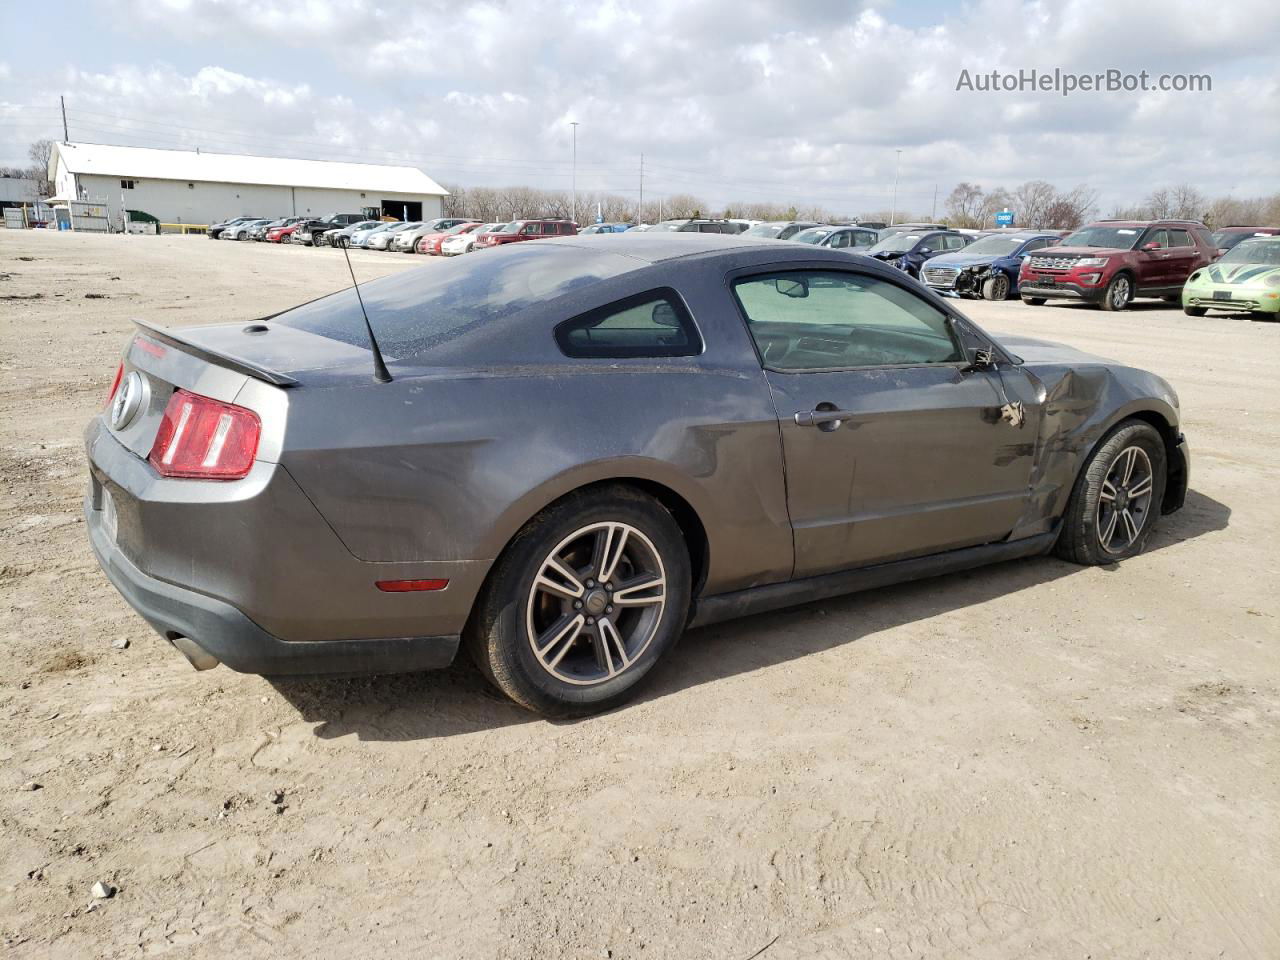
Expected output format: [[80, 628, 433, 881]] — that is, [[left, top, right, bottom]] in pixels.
[[569, 121, 579, 225], [890, 149, 902, 226], [931, 183, 938, 221], [638, 153, 644, 225], [61, 96, 69, 141]]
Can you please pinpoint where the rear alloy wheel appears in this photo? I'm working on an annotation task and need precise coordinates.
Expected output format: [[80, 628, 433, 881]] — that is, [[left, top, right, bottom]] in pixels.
[[983, 273, 1011, 301], [1055, 419, 1166, 565], [1100, 273, 1132, 311], [468, 486, 690, 717]]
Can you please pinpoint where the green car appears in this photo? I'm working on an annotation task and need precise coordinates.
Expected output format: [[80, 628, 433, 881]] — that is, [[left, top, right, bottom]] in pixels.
[[1183, 236, 1280, 319]]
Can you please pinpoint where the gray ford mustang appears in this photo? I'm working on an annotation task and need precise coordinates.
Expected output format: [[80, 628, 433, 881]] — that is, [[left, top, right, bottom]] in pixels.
[[85, 234, 1188, 716]]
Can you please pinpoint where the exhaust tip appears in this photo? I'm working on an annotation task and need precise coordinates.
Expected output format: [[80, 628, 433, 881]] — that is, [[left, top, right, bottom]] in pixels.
[[167, 634, 220, 671]]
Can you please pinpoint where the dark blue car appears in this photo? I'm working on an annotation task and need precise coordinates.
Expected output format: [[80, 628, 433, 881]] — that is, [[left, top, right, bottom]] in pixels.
[[921, 231, 1062, 300], [867, 230, 971, 280]]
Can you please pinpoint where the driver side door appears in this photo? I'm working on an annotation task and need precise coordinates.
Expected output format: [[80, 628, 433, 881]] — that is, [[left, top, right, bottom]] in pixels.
[[732, 268, 1040, 578]]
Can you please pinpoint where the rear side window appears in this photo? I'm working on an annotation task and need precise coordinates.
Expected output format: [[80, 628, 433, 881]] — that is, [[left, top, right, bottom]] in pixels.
[[556, 289, 702, 359], [1168, 229, 1191, 247]]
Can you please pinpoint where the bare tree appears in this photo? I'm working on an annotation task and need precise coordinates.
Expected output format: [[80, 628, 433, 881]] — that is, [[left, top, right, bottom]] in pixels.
[[945, 182, 986, 228], [24, 139, 54, 195], [1011, 180, 1056, 228]]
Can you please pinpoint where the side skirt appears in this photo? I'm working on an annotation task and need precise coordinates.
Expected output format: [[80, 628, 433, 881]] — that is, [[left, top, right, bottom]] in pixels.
[[688, 528, 1059, 629]]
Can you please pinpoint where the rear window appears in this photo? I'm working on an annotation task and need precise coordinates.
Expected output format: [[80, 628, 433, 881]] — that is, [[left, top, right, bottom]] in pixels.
[[556, 289, 701, 358], [274, 244, 640, 359]]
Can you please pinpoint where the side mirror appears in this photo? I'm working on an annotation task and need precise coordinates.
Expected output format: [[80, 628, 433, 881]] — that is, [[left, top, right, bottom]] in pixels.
[[1216, 248, 1228, 257], [773, 277, 809, 298], [1141, 241, 1161, 252], [918, 247, 933, 255], [962, 345, 997, 372]]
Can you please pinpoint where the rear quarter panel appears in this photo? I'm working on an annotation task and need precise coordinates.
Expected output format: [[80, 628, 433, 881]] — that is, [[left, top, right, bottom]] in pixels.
[[280, 257, 796, 594]]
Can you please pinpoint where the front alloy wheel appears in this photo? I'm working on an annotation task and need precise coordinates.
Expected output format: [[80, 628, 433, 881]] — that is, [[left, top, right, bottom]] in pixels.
[[1096, 446, 1155, 555], [468, 486, 691, 716], [1056, 419, 1166, 565], [1101, 274, 1131, 311]]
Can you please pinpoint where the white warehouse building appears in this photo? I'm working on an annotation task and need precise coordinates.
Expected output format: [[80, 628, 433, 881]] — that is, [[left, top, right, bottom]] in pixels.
[[47, 142, 448, 228]]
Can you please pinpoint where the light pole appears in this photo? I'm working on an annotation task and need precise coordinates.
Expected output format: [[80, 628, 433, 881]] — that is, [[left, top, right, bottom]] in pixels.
[[570, 121, 579, 225], [890, 149, 902, 226]]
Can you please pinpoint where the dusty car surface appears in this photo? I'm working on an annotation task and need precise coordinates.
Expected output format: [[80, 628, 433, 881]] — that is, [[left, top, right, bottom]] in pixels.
[[85, 234, 1189, 716]]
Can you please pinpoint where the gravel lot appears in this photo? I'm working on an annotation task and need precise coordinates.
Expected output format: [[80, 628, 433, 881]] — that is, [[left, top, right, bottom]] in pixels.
[[2, 230, 1277, 959]]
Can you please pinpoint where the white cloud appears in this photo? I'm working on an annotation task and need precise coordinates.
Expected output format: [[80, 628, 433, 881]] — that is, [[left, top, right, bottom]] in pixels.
[[2, 0, 1276, 214]]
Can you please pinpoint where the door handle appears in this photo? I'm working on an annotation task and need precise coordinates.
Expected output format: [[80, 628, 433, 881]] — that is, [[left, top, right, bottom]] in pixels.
[[795, 407, 857, 428]]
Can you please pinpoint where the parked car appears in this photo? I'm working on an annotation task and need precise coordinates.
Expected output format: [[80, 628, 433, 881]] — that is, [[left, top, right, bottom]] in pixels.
[[221, 219, 272, 241], [922, 231, 1063, 300], [367, 222, 420, 250], [877, 223, 948, 242], [323, 220, 382, 248], [1018, 220, 1217, 311], [1182, 236, 1280, 319], [441, 223, 506, 256], [85, 233, 1188, 717], [390, 218, 473, 253], [250, 218, 301, 241], [1208, 226, 1280, 255], [646, 219, 745, 234], [415, 222, 485, 255], [289, 220, 332, 246], [578, 223, 633, 235], [476, 219, 578, 247], [208, 217, 259, 240], [788, 225, 879, 251], [868, 230, 972, 279], [350, 222, 397, 248], [742, 221, 822, 241], [267, 221, 308, 243]]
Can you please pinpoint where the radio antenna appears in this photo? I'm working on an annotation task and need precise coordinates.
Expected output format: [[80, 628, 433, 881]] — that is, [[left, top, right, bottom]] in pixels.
[[340, 239, 392, 383]]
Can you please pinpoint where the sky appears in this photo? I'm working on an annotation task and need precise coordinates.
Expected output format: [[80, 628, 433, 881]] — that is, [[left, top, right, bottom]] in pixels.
[[2, 0, 1277, 217]]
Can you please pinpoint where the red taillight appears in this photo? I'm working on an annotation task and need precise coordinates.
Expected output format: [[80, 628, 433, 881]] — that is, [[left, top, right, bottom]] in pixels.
[[105, 363, 124, 408], [147, 389, 261, 480]]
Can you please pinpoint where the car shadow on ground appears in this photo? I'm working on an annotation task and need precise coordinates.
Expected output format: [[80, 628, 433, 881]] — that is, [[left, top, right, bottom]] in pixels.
[[268, 489, 1229, 742]]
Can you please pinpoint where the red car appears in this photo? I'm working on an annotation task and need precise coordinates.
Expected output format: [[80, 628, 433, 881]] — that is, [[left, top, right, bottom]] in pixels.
[[415, 221, 483, 255], [267, 222, 305, 243], [1018, 219, 1216, 311], [1210, 225, 1280, 255], [476, 219, 578, 248]]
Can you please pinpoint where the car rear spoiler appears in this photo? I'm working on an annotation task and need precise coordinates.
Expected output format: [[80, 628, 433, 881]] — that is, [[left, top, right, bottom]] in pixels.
[[132, 319, 299, 387]]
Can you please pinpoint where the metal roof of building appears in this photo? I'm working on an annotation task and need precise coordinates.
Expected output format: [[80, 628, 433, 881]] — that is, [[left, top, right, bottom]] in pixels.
[[50, 142, 447, 196]]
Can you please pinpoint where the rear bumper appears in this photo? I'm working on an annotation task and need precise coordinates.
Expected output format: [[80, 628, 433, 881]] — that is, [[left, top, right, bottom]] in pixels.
[[86, 494, 460, 676]]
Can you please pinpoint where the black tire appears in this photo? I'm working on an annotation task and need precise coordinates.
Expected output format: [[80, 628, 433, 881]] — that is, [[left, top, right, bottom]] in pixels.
[[1250, 311, 1278, 322], [1162, 295, 1179, 303], [983, 274, 1011, 301], [1100, 273, 1132, 311], [466, 485, 691, 717], [1022, 297, 1047, 306], [1183, 305, 1207, 317], [1055, 419, 1167, 566]]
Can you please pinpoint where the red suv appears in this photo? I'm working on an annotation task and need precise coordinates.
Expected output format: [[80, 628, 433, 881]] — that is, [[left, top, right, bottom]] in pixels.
[[477, 219, 578, 248], [1019, 219, 1217, 311]]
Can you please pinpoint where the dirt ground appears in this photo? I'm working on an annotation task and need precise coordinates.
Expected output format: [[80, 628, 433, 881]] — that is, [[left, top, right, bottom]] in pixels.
[[1, 230, 1277, 959]]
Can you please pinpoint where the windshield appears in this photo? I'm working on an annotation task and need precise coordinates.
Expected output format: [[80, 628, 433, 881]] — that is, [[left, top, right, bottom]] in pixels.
[[792, 228, 834, 244], [646, 221, 685, 232], [275, 244, 640, 360], [1062, 226, 1141, 249], [496, 222, 524, 234], [960, 235, 1029, 256], [745, 223, 784, 239], [1219, 238, 1280, 266], [870, 233, 923, 254]]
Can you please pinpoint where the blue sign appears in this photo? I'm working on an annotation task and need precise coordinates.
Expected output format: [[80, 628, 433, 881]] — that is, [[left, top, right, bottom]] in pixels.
[[995, 210, 1014, 226]]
